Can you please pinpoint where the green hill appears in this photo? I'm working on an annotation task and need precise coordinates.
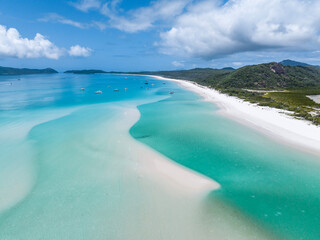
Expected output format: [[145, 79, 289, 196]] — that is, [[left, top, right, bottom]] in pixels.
[[147, 63, 320, 90], [217, 63, 320, 89], [0, 66, 58, 75]]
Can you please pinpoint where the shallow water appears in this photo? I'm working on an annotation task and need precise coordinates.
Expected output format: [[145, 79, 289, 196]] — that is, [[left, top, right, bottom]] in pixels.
[[130, 88, 320, 240], [0, 73, 166, 214], [0, 74, 319, 239]]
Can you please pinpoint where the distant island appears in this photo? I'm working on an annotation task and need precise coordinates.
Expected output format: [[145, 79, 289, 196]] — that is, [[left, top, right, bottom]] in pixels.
[[64, 70, 107, 74], [0, 66, 58, 75]]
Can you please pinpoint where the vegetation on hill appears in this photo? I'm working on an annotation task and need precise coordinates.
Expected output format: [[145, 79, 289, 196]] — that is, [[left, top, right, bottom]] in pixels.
[[64, 70, 107, 74], [216, 63, 320, 89], [0, 66, 58, 75], [136, 63, 320, 90], [219, 88, 320, 125]]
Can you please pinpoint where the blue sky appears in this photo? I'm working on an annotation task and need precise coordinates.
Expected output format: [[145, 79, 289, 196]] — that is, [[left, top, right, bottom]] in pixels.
[[0, 0, 320, 71]]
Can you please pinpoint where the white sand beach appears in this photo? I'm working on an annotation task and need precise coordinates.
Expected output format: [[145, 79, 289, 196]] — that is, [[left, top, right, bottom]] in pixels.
[[153, 76, 320, 156], [307, 95, 320, 104]]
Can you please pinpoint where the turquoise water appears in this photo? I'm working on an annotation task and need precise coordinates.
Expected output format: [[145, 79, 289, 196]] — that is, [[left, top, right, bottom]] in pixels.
[[0, 74, 177, 239], [130, 88, 320, 239], [0, 73, 320, 239]]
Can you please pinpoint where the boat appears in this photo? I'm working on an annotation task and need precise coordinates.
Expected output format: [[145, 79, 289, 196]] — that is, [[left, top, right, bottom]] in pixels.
[[81, 88, 85, 91], [169, 91, 174, 94], [144, 82, 149, 85], [107, 86, 111, 88], [95, 90, 102, 94], [124, 88, 128, 91], [114, 89, 119, 91]]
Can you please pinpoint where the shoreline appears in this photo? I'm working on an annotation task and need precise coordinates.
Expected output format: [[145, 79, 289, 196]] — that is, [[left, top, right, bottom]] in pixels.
[[151, 75, 320, 157], [104, 102, 221, 194], [129, 108, 220, 193]]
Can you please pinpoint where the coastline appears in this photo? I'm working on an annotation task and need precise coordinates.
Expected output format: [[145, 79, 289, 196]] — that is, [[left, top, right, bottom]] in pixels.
[[152, 75, 320, 157], [125, 105, 220, 193]]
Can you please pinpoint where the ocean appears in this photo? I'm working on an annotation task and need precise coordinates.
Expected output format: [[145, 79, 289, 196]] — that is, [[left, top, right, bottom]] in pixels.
[[0, 74, 319, 239]]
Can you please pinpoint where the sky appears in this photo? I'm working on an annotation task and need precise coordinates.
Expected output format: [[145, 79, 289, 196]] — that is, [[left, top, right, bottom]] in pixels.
[[0, 0, 320, 72]]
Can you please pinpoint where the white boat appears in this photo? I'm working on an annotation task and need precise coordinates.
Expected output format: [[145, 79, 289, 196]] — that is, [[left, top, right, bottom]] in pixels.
[[95, 90, 102, 94]]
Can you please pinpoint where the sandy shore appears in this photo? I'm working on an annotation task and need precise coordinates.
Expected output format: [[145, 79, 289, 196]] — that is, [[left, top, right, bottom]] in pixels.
[[152, 76, 320, 156], [116, 103, 220, 194]]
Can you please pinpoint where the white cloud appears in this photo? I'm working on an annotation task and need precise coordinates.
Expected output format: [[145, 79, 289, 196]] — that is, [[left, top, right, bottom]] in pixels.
[[69, 0, 101, 12], [69, 45, 92, 57], [39, 13, 87, 29], [101, 0, 191, 33], [91, 21, 107, 31], [67, 0, 190, 32], [39, 13, 107, 31], [0, 24, 92, 59], [0, 25, 63, 59], [172, 60, 184, 67], [160, 0, 320, 59], [232, 62, 243, 67]]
